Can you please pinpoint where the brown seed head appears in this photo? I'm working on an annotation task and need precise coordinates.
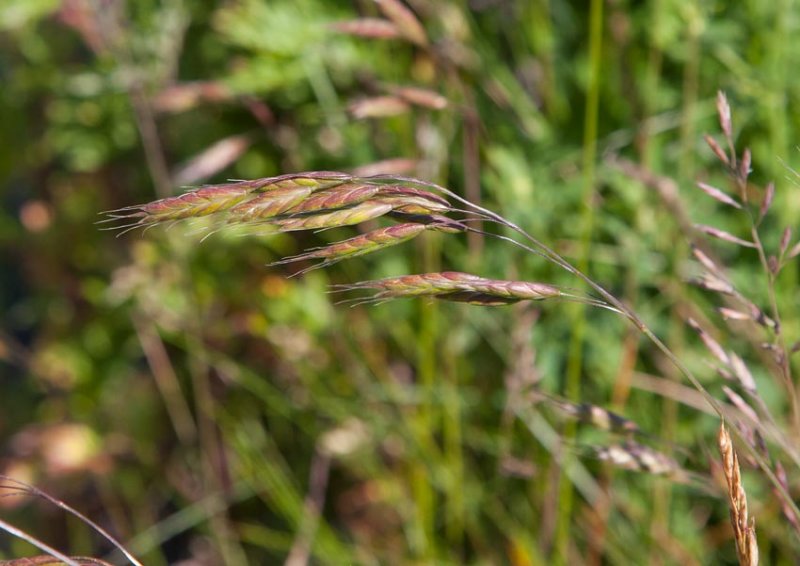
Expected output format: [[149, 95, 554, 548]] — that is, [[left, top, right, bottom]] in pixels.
[[718, 422, 759, 566]]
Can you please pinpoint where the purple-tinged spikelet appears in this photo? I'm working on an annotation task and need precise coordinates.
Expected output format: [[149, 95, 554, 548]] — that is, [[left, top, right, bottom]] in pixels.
[[337, 272, 562, 305], [269, 220, 463, 273], [272, 201, 397, 232], [101, 172, 354, 233], [227, 186, 315, 222], [286, 184, 383, 215]]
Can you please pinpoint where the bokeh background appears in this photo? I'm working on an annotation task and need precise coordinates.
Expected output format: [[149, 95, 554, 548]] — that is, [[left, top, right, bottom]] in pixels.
[[1, 0, 799, 564]]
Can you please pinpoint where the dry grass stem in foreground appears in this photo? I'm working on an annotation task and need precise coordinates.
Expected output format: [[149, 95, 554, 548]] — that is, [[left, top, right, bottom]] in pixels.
[[0, 475, 143, 566], [718, 423, 759, 565]]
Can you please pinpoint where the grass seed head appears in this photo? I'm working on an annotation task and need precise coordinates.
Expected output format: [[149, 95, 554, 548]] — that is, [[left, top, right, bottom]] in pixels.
[[374, 0, 429, 47], [102, 172, 355, 232], [717, 90, 733, 140], [253, 171, 352, 192], [286, 184, 382, 215], [329, 18, 401, 39], [270, 222, 430, 271], [226, 186, 314, 222], [546, 396, 641, 435], [718, 422, 759, 566], [591, 441, 681, 476], [272, 201, 396, 232], [349, 96, 410, 119], [108, 184, 252, 227], [337, 272, 562, 305]]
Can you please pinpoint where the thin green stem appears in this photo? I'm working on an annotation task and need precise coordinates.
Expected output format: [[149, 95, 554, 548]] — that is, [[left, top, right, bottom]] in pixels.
[[554, 1, 604, 560]]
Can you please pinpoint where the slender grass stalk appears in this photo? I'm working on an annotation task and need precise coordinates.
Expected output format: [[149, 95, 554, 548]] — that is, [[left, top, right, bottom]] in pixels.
[[649, 7, 703, 558], [412, 214, 441, 561], [0, 475, 143, 566], [0, 519, 82, 566], [555, 0, 603, 560]]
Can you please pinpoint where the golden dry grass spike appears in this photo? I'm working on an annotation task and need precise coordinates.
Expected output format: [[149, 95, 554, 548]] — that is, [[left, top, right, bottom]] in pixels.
[[718, 422, 759, 566]]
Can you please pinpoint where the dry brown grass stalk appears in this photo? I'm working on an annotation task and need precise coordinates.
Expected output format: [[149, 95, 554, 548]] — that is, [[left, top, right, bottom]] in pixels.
[[0, 475, 142, 566], [718, 422, 759, 565], [1, 556, 115, 565]]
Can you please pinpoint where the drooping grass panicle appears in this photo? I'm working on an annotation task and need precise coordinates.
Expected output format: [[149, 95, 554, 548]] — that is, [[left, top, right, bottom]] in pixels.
[[101, 174, 455, 236]]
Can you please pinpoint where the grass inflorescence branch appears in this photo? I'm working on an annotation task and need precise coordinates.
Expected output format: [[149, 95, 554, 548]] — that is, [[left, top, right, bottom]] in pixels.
[[102, 171, 589, 310]]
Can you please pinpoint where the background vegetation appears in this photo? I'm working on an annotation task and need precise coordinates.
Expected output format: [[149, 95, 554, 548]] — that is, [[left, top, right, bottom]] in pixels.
[[1, 0, 799, 563]]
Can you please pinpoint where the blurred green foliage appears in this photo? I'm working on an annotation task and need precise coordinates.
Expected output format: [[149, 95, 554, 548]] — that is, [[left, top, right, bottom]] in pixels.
[[1, 0, 799, 564]]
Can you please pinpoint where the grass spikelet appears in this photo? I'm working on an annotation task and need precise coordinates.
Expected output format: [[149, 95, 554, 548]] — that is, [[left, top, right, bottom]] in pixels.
[[336, 272, 563, 305], [542, 394, 641, 435], [270, 222, 431, 272], [226, 186, 315, 222], [374, 0, 429, 47], [329, 18, 401, 39], [101, 172, 354, 232], [349, 96, 410, 119], [286, 184, 383, 215], [252, 171, 353, 192], [374, 186, 451, 212], [590, 441, 682, 476], [718, 422, 759, 565], [387, 85, 448, 110], [272, 201, 396, 232], [104, 184, 252, 231]]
